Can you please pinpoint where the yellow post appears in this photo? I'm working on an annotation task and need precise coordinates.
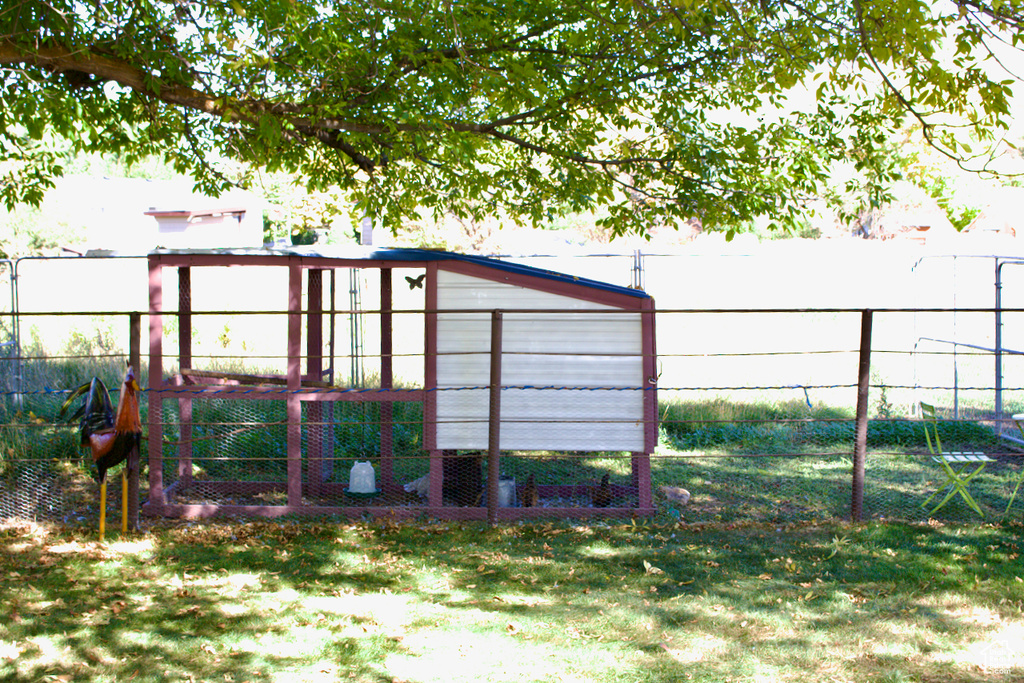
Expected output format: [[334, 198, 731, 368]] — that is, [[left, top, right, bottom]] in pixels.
[[99, 479, 106, 541], [121, 469, 128, 535]]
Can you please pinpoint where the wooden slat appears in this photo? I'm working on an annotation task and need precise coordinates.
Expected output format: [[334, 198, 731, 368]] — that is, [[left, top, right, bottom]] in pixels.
[[181, 367, 332, 388]]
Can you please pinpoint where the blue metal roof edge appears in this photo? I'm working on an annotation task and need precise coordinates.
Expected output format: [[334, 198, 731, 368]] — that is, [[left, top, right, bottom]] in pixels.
[[148, 246, 650, 299], [368, 248, 651, 300]]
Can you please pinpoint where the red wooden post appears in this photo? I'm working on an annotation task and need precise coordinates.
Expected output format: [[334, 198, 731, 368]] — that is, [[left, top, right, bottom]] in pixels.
[[487, 310, 503, 526], [424, 262, 442, 508], [380, 268, 395, 491], [307, 269, 324, 495], [146, 259, 165, 510], [637, 297, 657, 510], [178, 267, 193, 489], [642, 298, 658, 452]]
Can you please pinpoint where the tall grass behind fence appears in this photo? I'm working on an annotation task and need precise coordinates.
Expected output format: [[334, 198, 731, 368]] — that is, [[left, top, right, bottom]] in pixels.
[[3, 252, 1024, 524]]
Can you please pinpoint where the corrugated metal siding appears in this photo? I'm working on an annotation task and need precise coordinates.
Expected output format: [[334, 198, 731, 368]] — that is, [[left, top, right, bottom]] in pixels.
[[435, 270, 645, 451]]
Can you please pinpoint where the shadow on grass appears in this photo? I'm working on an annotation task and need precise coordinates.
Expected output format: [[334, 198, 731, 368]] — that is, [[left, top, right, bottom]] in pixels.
[[3, 519, 1024, 682]]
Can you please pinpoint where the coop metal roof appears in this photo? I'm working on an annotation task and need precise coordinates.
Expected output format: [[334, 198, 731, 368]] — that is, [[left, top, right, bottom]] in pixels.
[[381, 248, 651, 300], [149, 246, 652, 300]]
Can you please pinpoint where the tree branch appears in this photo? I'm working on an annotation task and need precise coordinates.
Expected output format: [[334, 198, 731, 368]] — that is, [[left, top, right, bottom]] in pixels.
[[0, 40, 223, 115], [849, 0, 960, 163]]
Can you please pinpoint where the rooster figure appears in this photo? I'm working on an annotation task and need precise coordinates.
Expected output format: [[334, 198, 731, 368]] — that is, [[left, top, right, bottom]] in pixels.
[[60, 365, 142, 537]]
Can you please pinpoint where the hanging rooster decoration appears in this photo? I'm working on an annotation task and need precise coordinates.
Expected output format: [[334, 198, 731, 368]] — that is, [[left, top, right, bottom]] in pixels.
[[60, 365, 142, 538]]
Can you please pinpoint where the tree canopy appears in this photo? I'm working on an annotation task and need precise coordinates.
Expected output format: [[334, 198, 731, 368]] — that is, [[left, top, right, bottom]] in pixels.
[[2, 0, 1023, 237]]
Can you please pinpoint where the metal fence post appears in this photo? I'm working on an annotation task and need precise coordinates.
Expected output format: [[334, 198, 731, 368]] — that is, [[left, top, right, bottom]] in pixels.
[[488, 310, 503, 526], [852, 309, 873, 522], [996, 259, 1003, 436]]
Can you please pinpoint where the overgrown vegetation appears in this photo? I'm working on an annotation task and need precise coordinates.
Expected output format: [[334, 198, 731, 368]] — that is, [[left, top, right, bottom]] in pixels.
[[659, 397, 1000, 455]]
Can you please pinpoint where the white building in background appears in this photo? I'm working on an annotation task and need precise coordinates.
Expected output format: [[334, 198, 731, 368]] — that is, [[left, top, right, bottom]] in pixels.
[[962, 186, 1024, 239], [44, 175, 265, 253], [144, 206, 260, 250]]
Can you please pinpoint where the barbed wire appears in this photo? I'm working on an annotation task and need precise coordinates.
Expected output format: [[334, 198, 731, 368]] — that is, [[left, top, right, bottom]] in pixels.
[[5, 382, 1024, 399], [3, 346, 1010, 363]]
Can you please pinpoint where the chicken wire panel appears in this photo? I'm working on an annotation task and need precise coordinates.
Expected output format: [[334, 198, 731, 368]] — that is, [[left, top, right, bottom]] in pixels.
[[414, 452, 637, 510], [155, 396, 430, 509], [862, 450, 1024, 522], [0, 460, 132, 525], [311, 400, 428, 487], [652, 407, 1022, 524], [158, 396, 291, 506], [0, 423, 87, 523], [494, 454, 637, 510], [651, 454, 850, 524], [0, 384, 135, 524]]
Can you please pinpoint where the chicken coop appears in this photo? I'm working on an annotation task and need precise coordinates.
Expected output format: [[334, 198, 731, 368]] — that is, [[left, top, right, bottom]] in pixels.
[[143, 247, 657, 520]]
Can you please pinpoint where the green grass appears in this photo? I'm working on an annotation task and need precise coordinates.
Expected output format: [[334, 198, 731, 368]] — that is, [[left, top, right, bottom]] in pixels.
[[2, 519, 1024, 682]]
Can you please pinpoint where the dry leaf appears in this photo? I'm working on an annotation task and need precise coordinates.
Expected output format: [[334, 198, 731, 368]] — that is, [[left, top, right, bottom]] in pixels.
[[643, 560, 664, 575]]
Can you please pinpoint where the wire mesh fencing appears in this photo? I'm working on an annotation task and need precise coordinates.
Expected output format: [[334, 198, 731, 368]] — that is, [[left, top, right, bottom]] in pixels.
[[0, 386, 118, 524], [3, 292, 1024, 525]]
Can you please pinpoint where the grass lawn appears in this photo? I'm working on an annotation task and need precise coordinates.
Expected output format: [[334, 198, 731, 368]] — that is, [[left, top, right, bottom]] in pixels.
[[2, 518, 1024, 682]]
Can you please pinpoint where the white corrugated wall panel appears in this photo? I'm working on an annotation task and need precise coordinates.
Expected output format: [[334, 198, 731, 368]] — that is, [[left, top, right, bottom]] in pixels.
[[435, 270, 646, 451]]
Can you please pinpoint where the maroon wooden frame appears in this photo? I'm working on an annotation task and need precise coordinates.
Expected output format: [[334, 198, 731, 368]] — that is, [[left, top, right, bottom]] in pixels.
[[143, 249, 657, 519]]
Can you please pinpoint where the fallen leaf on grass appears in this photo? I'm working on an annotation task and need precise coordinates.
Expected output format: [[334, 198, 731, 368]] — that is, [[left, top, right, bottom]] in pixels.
[[643, 560, 664, 575]]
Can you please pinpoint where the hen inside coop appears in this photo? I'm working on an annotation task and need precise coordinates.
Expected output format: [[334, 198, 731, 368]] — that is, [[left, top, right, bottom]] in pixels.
[[144, 247, 657, 520]]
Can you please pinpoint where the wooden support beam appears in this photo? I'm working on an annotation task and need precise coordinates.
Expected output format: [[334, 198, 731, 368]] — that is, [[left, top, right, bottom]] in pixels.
[[381, 267, 394, 491], [487, 309, 503, 526], [287, 263, 303, 508], [146, 259, 165, 509], [178, 267, 193, 489], [308, 269, 326, 494]]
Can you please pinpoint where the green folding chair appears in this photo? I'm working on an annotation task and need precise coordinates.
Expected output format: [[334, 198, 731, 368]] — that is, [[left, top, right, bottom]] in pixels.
[[920, 402, 993, 517]]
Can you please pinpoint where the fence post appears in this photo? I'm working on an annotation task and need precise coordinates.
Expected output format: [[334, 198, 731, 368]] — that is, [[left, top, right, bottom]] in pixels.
[[996, 258, 1004, 437], [128, 312, 141, 531], [488, 310, 503, 526], [852, 309, 873, 522]]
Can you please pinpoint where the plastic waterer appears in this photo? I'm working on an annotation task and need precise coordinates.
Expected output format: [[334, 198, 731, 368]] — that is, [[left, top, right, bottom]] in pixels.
[[349, 461, 376, 493], [498, 476, 516, 507]]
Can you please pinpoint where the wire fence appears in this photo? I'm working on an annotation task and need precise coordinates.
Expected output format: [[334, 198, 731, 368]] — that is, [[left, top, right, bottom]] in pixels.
[[1, 305, 1023, 526], [2, 251, 1024, 527]]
